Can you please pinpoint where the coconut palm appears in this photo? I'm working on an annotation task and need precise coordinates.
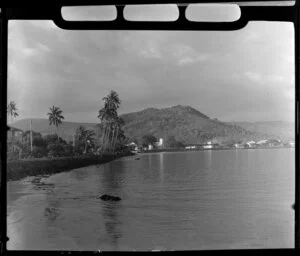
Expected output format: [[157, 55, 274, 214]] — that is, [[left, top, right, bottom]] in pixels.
[[75, 126, 95, 154], [111, 116, 125, 151], [98, 90, 122, 152], [47, 106, 64, 142], [7, 101, 19, 125], [7, 101, 19, 153], [102, 90, 121, 111]]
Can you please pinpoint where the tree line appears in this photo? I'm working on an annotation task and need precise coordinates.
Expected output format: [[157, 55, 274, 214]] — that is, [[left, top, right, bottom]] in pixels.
[[7, 90, 130, 160]]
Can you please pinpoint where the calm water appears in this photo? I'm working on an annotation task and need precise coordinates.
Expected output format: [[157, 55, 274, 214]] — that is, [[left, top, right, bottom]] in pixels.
[[7, 149, 295, 250]]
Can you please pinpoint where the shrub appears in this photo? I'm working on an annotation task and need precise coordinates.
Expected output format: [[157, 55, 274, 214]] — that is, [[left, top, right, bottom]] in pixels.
[[47, 143, 65, 157]]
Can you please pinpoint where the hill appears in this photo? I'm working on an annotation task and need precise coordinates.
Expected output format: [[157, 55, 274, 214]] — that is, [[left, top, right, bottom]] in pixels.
[[12, 118, 98, 142], [121, 105, 267, 144], [232, 121, 295, 141], [12, 105, 293, 145]]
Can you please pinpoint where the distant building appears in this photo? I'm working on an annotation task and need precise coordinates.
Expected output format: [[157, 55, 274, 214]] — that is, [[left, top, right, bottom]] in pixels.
[[289, 141, 295, 147], [245, 140, 256, 148], [184, 141, 219, 150], [266, 139, 281, 147], [185, 145, 196, 150], [203, 141, 213, 149], [148, 144, 153, 150], [7, 126, 23, 140], [234, 143, 244, 149], [256, 140, 268, 146], [154, 138, 164, 148], [126, 142, 138, 152], [256, 139, 281, 147]]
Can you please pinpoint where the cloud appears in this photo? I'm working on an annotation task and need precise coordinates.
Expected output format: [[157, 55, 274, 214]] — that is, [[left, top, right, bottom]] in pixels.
[[36, 42, 51, 52], [244, 71, 291, 87], [23, 47, 37, 57], [244, 71, 263, 84], [177, 57, 194, 66], [138, 40, 162, 59], [7, 19, 295, 123], [171, 44, 211, 66], [265, 74, 285, 83]]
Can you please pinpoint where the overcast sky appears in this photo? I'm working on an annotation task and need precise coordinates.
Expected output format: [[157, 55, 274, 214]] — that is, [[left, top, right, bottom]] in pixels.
[[7, 6, 295, 123]]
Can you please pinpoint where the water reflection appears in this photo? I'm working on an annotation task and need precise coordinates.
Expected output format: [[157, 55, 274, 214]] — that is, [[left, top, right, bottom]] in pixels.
[[159, 153, 164, 184], [204, 150, 212, 170], [99, 161, 126, 249], [101, 161, 126, 192], [7, 149, 295, 250], [101, 203, 123, 249], [70, 167, 90, 180]]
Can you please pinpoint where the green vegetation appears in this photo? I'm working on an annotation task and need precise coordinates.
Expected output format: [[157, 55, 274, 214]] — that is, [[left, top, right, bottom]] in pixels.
[[7, 92, 131, 163], [141, 134, 157, 147], [7, 101, 19, 124], [121, 105, 268, 145], [74, 126, 96, 155], [165, 136, 184, 148], [8, 99, 294, 160], [47, 105, 64, 141], [7, 101, 19, 155], [97, 90, 125, 153], [7, 93, 135, 181]]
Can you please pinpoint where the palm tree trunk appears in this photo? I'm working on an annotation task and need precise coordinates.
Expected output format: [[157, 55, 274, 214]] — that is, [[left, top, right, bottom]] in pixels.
[[57, 126, 59, 143], [109, 124, 114, 152], [11, 116, 14, 153], [111, 127, 115, 152], [102, 123, 108, 152], [113, 126, 119, 152], [84, 141, 87, 154]]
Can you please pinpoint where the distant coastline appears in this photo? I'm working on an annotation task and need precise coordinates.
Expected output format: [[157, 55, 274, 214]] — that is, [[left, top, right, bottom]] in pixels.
[[138, 145, 295, 154]]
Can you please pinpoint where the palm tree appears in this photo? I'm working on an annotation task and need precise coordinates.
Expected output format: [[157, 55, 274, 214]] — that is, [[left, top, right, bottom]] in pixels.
[[7, 101, 19, 153], [98, 90, 122, 153], [102, 90, 121, 111], [47, 106, 64, 142], [111, 116, 125, 152], [75, 126, 95, 154], [7, 101, 19, 125]]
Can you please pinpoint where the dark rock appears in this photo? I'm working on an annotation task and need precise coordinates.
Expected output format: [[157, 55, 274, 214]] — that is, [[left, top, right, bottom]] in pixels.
[[99, 194, 121, 201], [135, 158, 140, 160]]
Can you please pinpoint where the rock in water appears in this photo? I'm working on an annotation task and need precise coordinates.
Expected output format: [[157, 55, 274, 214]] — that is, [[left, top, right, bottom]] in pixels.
[[99, 194, 121, 201]]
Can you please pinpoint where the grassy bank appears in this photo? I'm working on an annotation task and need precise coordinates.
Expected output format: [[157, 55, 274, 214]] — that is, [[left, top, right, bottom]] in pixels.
[[7, 152, 134, 181]]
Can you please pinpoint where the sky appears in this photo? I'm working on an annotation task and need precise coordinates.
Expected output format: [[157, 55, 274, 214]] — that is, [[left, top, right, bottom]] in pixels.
[[7, 5, 295, 123]]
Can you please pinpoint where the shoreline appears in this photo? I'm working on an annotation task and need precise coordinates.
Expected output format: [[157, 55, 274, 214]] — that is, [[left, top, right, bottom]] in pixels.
[[139, 145, 294, 154], [7, 152, 135, 182]]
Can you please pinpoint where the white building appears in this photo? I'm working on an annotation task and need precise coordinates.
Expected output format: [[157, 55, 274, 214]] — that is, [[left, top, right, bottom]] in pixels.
[[127, 142, 138, 151], [289, 141, 295, 147], [154, 138, 164, 148], [158, 138, 163, 146], [256, 140, 268, 145], [246, 140, 256, 148], [148, 144, 153, 150], [203, 141, 213, 149], [185, 145, 196, 150], [234, 143, 244, 149]]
